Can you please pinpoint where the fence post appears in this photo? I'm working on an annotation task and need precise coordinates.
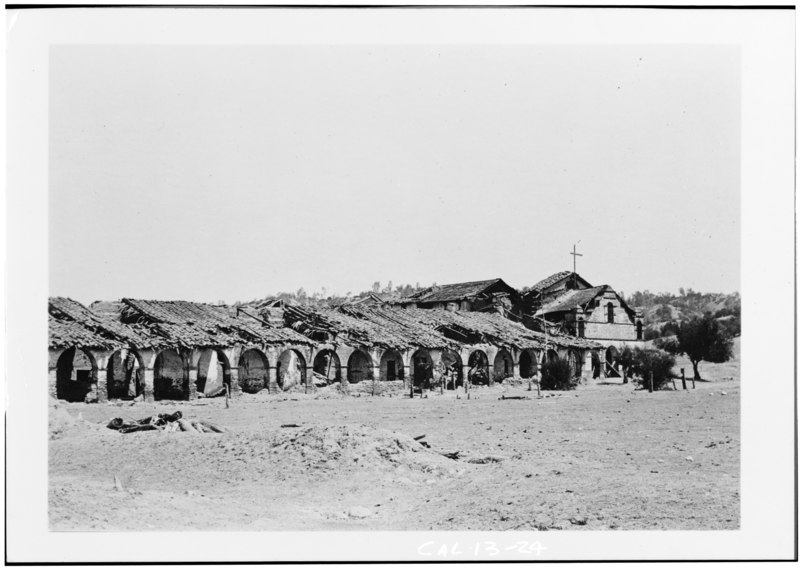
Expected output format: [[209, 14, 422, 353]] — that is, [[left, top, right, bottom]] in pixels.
[[648, 371, 653, 393], [681, 368, 687, 390]]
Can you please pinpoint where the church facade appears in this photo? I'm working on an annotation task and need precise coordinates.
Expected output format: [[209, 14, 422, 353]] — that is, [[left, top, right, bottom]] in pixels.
[[523, 272, 643, 345]]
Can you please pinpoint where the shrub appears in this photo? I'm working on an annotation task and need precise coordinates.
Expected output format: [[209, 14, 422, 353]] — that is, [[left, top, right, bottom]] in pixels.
[[540, 358, 579, 391], [628, 347, 676, 390], [643, 327, 661, 341]]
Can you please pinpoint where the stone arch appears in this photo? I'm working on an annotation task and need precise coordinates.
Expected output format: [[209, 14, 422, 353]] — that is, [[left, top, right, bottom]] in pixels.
[[55, 347, 98, 402], [440, 349, 463, 389], [154, 348, 187, 401], [197, 348, 232, 396], [546, 349, 559, 363], [410, 348, 434, 389], [312, 349, 342, 384], [467, 349, 490, 385], [238, 348, 270, 394], [347, 349, 373, 384], [379, 349, 404, 382], [519, 349, 538, 379], [493, 348, 514, 382], [106, 348, 145, 400], [276, 348, 307, 391]]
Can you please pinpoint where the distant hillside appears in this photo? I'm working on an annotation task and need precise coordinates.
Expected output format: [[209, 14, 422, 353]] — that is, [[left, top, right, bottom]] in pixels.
[[624, 289, 740, 340]]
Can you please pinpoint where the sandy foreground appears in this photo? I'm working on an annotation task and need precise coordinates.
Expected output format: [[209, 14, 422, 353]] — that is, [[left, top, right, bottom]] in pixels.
[[49, 354, 739, 532]]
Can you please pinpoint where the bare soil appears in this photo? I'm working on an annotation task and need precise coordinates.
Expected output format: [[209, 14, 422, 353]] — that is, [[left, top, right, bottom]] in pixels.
[[50, 349, 739, 532]]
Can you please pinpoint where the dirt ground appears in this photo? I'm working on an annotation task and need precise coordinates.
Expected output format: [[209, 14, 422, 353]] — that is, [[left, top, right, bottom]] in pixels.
[[49, 344, 740, 532]]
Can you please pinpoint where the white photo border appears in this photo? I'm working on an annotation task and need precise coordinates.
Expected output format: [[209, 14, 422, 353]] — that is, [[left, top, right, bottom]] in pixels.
[[5, 3, 795, 563]]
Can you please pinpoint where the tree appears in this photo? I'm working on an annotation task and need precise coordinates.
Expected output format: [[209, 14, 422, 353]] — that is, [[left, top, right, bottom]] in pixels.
[[667, 315, 733, 380], [540, 359, 578, 391], [627, 347, 676, 390], [617, 346, 637, 384]]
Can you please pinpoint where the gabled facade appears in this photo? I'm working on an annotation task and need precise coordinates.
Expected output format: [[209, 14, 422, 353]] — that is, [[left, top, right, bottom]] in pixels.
[[534, 283, 643, 345]]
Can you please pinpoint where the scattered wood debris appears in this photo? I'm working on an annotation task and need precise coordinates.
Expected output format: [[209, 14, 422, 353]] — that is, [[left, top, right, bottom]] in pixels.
[[106, 411, 226, 434]]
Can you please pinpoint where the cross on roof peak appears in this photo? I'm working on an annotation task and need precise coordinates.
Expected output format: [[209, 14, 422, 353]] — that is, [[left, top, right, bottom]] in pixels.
[[570, 244, 583, 274]]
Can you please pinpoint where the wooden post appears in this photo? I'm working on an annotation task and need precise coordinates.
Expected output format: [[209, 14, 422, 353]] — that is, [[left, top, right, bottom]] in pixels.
[[681, 368, 687, 390], [692, 373, 696, 389], [671, 375, 677, 390], [648, 371, 653, 393]]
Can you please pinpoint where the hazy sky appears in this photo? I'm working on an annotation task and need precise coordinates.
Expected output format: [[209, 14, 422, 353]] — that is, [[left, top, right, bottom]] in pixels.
[[50, 44, 740, 304]]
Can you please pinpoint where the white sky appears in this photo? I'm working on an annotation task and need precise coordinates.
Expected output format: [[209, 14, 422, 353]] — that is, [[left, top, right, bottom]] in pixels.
[[50, 44, 740, 304]]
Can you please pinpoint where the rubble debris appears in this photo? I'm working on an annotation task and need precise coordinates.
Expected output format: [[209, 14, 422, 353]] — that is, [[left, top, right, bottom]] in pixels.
[[467, 456, 504, 464], [106, 411, 226, 434]]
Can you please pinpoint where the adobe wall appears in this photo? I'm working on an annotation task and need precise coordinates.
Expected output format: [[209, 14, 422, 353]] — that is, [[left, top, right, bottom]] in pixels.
[[583, 291, 638, 342]]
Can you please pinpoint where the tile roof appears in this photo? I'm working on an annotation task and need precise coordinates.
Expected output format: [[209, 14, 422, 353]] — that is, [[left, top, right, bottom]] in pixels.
[[48, 314, 120, 350], [527, 271, 574, 293], [535, 286, 607, 316], [119, 298, 314, 348], [49, 296, 156, 350], [397, 278, 510, 304], [281, 304, 601, 351]]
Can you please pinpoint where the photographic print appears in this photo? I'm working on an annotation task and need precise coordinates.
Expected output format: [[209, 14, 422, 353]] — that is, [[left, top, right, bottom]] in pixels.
[[5, 3, 795, 563]]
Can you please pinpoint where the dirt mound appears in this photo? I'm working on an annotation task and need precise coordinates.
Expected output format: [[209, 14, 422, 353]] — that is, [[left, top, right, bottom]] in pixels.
[[346, 381, 407, 396], [269, 424, 451, 473], [49, 398, 108, 440], [50, 422, 459, 496]]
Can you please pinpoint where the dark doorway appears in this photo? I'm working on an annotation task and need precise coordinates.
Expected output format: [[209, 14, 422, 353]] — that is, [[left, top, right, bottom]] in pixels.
[[380, 349, 404, 382], [154, 349, 186, 401], [312, 349, 342, 385], [239, 349, 269, 393], [519, 350, 537, 379], [107, 350, 143, 400], [56, 347, 96, 402], [411, 349, 434, 389]]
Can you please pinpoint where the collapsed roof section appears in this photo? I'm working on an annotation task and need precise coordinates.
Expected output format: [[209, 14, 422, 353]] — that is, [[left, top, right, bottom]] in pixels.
[[279, 303, 601, 352], [118, 298, 314, 349], [281, 304, 452, 350], [48, 296, 156, 350]]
